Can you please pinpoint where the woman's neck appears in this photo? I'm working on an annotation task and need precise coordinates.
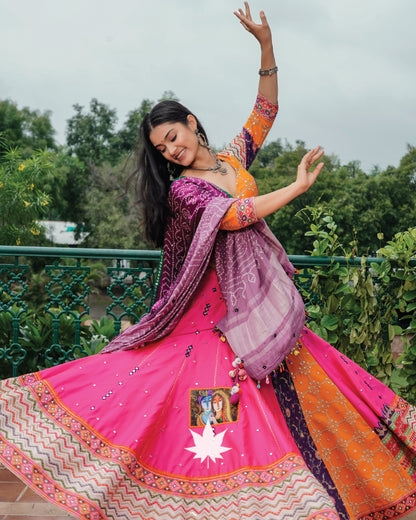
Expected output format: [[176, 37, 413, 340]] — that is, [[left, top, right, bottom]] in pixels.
[[188, 145, 217, 171]]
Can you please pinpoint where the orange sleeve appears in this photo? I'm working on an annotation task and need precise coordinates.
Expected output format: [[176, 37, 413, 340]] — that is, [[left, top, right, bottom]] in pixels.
[[220, 197, 258, 231], [220, 94, 278, 170]]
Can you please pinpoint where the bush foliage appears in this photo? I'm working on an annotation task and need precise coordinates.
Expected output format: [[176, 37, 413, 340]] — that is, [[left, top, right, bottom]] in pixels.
[[298, 207, 416, 403]]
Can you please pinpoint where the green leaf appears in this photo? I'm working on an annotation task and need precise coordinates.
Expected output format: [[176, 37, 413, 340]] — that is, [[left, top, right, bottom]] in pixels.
[[310, 224, 318, 233], [393, 325, 403, 335], [327, 294, 339, 313], [404, 234, 415, 250], [320, 238, 329, 253], [306, 305, 321, 319], [407, 302, 416, 312], [366, 356, 379, 367], [356, 328, 368, 344], [327, 332, 339, 344], [370, 262, 383, 275], [334, 283, 352, 295], [321, 314, 339, 331], [403, 291, 416, 302], [407, 374, 416, 386], [312, 240, 321, 254]]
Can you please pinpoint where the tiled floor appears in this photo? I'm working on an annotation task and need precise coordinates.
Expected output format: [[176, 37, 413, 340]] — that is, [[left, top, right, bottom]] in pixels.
[[0, 465, 72, 519]]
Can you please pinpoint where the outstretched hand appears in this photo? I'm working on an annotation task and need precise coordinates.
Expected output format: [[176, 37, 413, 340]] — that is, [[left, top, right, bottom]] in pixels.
[[296, 147, 325, 193], [234, 2, 272, 47]]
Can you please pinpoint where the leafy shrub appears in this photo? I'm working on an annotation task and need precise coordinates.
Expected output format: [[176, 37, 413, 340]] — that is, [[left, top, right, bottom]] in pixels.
[[0, 146, 52, 245], [298, 207, 416, 402]]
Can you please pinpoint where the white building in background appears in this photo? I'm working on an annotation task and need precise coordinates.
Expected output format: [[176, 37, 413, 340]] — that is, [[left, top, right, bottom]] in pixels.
[[40, 221, 88, 246]]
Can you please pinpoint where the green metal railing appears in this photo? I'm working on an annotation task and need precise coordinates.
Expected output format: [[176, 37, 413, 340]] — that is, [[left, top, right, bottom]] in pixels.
[[0, 246, 387, 378], [0, 246, 161, 377]]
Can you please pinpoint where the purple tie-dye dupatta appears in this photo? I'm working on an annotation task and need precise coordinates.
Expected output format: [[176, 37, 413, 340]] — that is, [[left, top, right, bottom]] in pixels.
[[102, 177, 305, 381], [101, 178, 234, 354], [214, 218, 305, 380]]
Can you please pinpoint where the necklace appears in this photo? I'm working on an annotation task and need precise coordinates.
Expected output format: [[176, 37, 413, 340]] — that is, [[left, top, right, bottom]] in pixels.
[[188, 157, 228, 175]]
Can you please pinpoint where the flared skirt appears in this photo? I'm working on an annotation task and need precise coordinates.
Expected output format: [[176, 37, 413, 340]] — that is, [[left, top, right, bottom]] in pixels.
[[1, 268, 416, 519]]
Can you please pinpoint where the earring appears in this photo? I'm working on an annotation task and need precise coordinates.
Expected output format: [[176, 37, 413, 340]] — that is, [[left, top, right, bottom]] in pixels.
[[167, 162, 176, 181], [195, 129, 210, 150]]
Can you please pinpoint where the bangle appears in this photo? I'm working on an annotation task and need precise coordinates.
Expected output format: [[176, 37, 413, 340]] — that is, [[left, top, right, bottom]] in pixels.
[[258, 66, 278, 76]]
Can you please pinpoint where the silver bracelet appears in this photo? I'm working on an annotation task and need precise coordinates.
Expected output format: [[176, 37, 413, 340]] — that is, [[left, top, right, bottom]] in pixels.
[[258, 66, 278, 76]]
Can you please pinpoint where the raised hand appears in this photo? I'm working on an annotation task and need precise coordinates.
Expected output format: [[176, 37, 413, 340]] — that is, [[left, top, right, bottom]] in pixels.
[[295, 146, 325, 193], [234, 2, 272, 47]]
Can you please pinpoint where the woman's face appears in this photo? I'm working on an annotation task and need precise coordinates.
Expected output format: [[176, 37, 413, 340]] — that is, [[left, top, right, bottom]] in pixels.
[[212, 395, 223, 412], [149, 115, 199, 167]]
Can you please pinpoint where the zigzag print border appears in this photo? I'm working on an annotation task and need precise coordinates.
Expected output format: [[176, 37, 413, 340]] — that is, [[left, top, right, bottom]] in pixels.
[[0, 374, 341, 520]]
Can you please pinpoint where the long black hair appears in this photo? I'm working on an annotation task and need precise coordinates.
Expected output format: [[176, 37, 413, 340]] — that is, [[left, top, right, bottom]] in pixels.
[[132, 100, 209, 247]]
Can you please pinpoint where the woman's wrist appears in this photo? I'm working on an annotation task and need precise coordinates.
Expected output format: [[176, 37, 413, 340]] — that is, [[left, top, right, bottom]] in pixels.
[[260, 43, 276, 69], [292, 179, 309, 196], [260, 38, 273, 51]]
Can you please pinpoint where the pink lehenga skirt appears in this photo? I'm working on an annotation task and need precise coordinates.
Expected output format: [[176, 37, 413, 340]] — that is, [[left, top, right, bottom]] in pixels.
[[1, 267, 416, 520]]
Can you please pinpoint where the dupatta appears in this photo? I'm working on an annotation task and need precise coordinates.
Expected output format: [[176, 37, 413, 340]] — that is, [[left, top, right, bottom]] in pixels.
[[102, 177, 304, 380]]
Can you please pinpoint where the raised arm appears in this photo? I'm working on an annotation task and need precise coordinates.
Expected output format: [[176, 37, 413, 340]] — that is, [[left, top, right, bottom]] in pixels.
[[234, 2, 277, 104], [220, 4, 278, 170], [220, 5, 323, 229]]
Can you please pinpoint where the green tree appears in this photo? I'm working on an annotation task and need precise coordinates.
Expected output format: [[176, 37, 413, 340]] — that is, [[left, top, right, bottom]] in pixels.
[[64, 99, 121, 229], [157, 90, 179, 103], [66, 98, 119, 166], [116, 99, 153, 154], [0, 99, 56, 155], [82, 161, 145, 249], [63, 93, 180, 240], [36, 150, 87, 222], [377, 145, 416, 239], [250, 140, 416, 255], [65, 92, 180, 167], [0, 143, 52, 245], [254, 139, 284, 170]]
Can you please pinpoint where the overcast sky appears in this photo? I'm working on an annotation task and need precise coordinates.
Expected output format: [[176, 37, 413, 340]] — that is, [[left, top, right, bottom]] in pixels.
[[1, 0, 415, 172]]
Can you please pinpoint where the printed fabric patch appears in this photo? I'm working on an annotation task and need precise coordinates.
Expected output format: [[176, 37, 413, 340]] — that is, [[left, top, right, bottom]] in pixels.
[[189, 388, 239, 427]]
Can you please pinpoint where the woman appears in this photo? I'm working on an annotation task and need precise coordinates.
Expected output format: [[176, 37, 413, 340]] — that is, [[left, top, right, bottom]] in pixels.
[[212, 390, 234, 424], [1, 4, 416, 520]]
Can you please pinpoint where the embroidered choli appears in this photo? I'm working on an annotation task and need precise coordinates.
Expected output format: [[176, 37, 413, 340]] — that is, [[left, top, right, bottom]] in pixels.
[[218, 94, 278, 230]]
